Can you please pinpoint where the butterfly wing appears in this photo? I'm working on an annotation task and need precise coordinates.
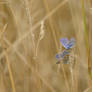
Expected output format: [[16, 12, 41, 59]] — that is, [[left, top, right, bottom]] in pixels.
[[67, 38, 75, 49], [56, 50, 70, 64], [56, 54, 60, 59], [60, 38, 69, 49], [56, 50, 69, 59]]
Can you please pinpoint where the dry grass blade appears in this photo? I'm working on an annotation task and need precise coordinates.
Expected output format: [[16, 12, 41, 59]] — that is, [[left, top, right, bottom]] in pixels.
[[0, 23, 8, 39], [5, 53, 16, 92], [35, 20, 45, 57], [0, 24, 16, 92], [83, 87, 92, 92], [22, 0, 36, 53], [0, 2, 9, 4]]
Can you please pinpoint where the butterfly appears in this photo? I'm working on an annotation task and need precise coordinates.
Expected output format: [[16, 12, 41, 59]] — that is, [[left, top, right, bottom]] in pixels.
[[60, 38, 75, 49], [56, 37, 75, 64]]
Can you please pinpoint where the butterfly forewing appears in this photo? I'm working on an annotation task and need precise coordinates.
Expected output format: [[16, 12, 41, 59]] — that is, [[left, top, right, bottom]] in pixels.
[[56, 49, 70, 64], [60, 38, 69, 49]]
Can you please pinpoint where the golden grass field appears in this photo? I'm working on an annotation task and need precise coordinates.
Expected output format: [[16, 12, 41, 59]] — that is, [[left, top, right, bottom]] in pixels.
[[0, 0, 92, 92]]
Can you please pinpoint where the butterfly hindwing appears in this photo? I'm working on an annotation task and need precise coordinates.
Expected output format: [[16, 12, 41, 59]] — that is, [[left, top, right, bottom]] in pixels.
[[56, 50, 70, 64]]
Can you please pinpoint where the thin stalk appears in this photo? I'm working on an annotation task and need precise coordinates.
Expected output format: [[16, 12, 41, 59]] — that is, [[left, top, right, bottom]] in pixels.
[[23, 0, 36, 54], [70, 68, 74, 92], [0, 24, 16, 92], [81, 0, 92, 79], [83, 87, 92, 92], [5, 53, 16, 92], [0, 2, 8, 4]]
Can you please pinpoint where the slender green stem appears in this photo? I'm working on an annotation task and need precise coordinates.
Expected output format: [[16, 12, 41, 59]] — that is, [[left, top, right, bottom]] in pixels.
[[81, 0, 88, 48], [81, 0, 92, 78]]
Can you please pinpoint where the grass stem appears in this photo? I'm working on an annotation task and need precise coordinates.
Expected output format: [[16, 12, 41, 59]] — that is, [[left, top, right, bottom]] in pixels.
[[81, 0, 92, 79]]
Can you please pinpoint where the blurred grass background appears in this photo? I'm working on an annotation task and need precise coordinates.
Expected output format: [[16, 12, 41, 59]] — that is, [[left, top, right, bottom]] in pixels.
[[0, 0, 92, 92]]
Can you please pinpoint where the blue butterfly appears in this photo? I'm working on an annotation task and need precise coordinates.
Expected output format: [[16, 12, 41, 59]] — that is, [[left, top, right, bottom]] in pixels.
[[60, 38, 75, 49], [56, 37, 75, 64], [56, 49, 70, 64]]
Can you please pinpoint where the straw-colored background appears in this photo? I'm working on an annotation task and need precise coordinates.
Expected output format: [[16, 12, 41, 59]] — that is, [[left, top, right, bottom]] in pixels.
[[0, 0, 92, 92]]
